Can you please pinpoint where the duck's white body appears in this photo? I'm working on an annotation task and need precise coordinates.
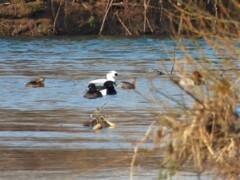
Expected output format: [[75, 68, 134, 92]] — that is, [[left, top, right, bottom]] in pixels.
[[177, 71, 204, 87], [89, 71, 118, 85], [100, 89, 107, 96], [179, 77, 195, 86]]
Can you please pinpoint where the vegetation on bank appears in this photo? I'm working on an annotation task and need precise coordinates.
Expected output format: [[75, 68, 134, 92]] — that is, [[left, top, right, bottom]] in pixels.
[[0, 0, 239, 36]]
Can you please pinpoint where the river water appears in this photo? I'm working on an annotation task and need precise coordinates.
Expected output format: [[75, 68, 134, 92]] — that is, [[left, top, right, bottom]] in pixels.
[[0, 36, 238, 179]]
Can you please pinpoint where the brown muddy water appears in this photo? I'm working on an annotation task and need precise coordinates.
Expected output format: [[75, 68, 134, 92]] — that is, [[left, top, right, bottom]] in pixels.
[[0, 36, 232, 179]]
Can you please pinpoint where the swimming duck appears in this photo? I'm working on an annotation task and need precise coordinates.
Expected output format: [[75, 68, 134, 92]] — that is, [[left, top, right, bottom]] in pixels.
[[89, 71, 118, 85], [191, 71, 205, 85], [175, 71, 205, 86], [84, 83, 103, 99], [156, 70, 165, 75], [117, 77, 136, 89], [83, 116, 115, 130], [100, 81, 117, 95], [25, 77, 45, 88]]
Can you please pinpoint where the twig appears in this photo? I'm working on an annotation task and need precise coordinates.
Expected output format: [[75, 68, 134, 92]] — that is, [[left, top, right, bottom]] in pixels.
[[146, 15, 154, 33], [53, 0, 64, 35], [130, 121, 155, 180], [143, 0, 151, 33], [99, 0, 114, 35], [90, 101, 108, 119], [213, 0, 218, 34], [115, 12, 132, 35], [170, 44, 176, 75], [178, 12, 183, 35]]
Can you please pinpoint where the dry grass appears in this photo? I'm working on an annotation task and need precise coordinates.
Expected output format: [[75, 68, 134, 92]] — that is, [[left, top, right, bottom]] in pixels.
[[130, 48, 240, 179], [156, 78, 239, 178], [83, 102, 115, 130], [129, 1, 240, 179]]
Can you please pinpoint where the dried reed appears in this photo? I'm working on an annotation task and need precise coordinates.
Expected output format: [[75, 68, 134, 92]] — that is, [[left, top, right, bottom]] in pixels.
[[83, 102, 115, 130], [130, 1, 239, 178]]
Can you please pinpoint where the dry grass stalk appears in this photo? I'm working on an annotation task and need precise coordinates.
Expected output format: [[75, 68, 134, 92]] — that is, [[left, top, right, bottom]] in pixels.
[[115, 12, 132, 36], [127, 1, 240, 179], [143, 0, 153, 34], [130, 121, 155, 180], [99, 0, 114, 35], [83, 102, 115, 130], [157, 60, 239, 178], [131, 34, 239, 178], [53, 0, 65, 35]]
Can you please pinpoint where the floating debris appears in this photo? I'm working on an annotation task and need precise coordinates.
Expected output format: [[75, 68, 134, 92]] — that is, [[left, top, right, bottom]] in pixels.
[[83, 103, 115, 130], [83, 116, 115, 130]]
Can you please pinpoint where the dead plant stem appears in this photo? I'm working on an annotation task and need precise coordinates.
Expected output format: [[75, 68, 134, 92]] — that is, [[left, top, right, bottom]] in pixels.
[[115, 12, 132, 35], [143, 0, 151, 33], [99, 0, 114, 35], [130, 121, 155, 180], [53, 0, 64, 35]]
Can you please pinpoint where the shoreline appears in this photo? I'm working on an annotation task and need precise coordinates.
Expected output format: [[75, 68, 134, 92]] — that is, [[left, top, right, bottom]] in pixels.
[[1, 1, 238, 37]]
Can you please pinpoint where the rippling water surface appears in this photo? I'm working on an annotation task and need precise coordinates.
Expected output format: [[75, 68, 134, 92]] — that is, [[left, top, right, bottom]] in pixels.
[[0, 36, 237, 179]]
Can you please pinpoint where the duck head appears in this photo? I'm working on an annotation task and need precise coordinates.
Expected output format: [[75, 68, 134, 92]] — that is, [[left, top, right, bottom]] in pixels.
[[106, 71, 118, 80], [192, 71, 204, 85], [37, 77, 45, 83], [87, 83, 98, 92]]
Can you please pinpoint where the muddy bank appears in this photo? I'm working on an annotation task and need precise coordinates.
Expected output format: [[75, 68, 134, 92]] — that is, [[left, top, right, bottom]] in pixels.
[[0, 0, 239, 36]]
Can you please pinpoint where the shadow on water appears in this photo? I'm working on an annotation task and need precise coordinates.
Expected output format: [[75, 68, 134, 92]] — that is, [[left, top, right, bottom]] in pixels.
[[0, 36, 234, 179]]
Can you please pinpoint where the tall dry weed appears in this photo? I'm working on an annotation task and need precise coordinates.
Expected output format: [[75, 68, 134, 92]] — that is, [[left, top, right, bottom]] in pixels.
[[130, 0, 239, 179]]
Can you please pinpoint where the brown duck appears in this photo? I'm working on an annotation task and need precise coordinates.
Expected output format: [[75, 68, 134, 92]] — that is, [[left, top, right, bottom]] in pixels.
[[117, 77, 136, 89], [25, 77, 45, 88]]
